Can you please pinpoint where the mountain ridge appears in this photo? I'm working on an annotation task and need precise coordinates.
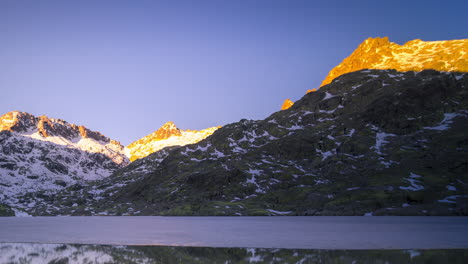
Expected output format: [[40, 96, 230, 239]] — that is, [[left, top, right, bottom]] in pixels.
[[0, 111, 129, 214], [321, 37, 468, 87], [30, 69, 468, 217], [0, 111, 122, 146], [282, 37, 468, 110], [125, 121, 220, 161], [1, 37, 467, 216]]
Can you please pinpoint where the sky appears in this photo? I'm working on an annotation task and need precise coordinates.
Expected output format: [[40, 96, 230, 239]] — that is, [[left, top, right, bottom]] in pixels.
[[1, 0, 467, 145]]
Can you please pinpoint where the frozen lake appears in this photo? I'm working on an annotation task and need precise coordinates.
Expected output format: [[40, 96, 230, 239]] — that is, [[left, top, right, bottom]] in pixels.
[[1, 216, 468, 249]]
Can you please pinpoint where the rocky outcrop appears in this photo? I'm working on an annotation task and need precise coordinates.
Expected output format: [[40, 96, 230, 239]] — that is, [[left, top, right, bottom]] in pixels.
[[281, 99, 294, 110], [126, 122, 219, 161], [0, 111, 36, 132], [321, 37, 468, 86], [152, 121, 182, 140]]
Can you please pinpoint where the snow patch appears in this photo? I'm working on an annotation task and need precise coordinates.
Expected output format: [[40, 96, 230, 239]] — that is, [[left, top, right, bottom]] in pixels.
[[12, 208, 32, 217], [424, 112, 467, 131], [373, 131, 396, 155], [323, 92, 334, 100], [447, 185, 457, 191], [438, 195, 468, 203], [399, 173, 424, 191], [455, 74, 465, 80], [267, 209, 293, 215]]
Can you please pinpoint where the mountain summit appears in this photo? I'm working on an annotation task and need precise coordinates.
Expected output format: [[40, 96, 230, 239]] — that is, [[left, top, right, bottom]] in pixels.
[[321, 37, 468, 86], [282, 37, 468, 110], [0, 111, 129, 213], [152, 121, 182, 140], [0, 111, 120, 144], [126, 122, 220, 161]]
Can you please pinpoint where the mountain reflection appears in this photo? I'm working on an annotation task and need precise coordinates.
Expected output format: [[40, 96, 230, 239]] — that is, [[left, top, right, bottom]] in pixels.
[[1, 243, 467, 264]]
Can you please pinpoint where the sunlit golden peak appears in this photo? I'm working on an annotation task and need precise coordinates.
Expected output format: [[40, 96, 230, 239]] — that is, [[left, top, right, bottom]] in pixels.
[[321, 37, 468, 86]]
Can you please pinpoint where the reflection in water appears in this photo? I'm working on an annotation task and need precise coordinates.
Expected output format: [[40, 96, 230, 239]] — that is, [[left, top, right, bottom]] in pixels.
[[0, 243, 467, 264]]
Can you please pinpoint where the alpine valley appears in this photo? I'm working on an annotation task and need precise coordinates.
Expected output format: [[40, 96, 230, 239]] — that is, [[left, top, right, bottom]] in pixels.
[[1, 37, 467, 217]]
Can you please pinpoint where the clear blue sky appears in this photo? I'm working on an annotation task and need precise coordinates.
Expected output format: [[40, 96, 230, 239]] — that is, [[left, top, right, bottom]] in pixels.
[[1, 0, 467, 145]]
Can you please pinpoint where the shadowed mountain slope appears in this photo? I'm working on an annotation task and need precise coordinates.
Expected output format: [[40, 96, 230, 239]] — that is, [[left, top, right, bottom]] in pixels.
[[39, 69, 468, 216]]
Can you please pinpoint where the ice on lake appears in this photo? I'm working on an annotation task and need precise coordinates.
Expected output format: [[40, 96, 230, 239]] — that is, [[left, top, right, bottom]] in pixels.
[[1, 216, 468, 249]]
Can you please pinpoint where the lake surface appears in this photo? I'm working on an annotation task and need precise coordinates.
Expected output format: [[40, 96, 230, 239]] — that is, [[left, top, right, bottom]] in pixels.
[[1, 216, 468, 249]]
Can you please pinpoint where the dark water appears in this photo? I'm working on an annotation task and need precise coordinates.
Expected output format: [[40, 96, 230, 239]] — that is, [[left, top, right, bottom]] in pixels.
[[0, 243, 467, 264]]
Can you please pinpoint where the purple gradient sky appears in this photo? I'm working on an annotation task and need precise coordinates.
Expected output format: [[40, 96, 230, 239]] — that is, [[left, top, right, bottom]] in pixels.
[[1, 0, 467, 145]]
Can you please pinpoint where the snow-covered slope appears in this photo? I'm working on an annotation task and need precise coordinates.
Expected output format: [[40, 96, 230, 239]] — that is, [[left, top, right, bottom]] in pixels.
[[126, 121, 219, 161], [0, 111, 129, 213]]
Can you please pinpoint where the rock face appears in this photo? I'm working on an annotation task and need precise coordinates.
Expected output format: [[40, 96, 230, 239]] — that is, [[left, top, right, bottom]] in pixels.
[[321, 37, 468, 86], [150, 121, 182, 140], [42, 69, 468, 216], [0, 111, 129, 213], [281, 99, 294, 110], [283, 37, 467, 109], [126, 122, 219, 161]]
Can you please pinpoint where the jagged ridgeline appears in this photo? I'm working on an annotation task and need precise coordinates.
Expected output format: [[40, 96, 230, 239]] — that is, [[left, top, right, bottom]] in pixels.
[[46, 69, 467, 216], [1, 37, 467, 216], [126, 121, 219, 162], [282, 37, 468, 110], [0, 112, 129, 215]]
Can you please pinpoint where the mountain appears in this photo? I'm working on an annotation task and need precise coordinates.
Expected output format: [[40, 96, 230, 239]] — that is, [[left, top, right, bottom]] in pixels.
[[3, 38, 467, 217], [40, 68, 468, 216], [125, 121, 219, 161], [0, 111, 128, 214], [321, 37, 468, 86], [283, 37, 468, 109]]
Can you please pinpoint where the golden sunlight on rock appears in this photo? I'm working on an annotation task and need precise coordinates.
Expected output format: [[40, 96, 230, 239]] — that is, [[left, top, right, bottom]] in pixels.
[[321, 37, 468, 86], [281, 99, 294, 110], [126, 122, 220, 161]]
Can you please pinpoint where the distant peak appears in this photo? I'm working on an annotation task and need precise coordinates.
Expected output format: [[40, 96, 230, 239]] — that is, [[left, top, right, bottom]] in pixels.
[[362, 36, 390, 47], [126, 123, 220, 161], [0, 111, 36, 132], [320, 37, 468, 86], [154, 121, 182, 140], [3, 110, 33, 119], [0, 110, 115, 145], [6, 110, 23, 116], [161, 121, 177, 129]]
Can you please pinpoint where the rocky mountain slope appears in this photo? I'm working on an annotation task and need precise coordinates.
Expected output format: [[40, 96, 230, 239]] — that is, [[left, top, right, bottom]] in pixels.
[[3, 38, 467, 217], [0, 111, 128, 214], [321, 37, 468, 86], [126, 121, 219, 161], [36, 69, 468, 216], [283, 37, 468, 110]]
